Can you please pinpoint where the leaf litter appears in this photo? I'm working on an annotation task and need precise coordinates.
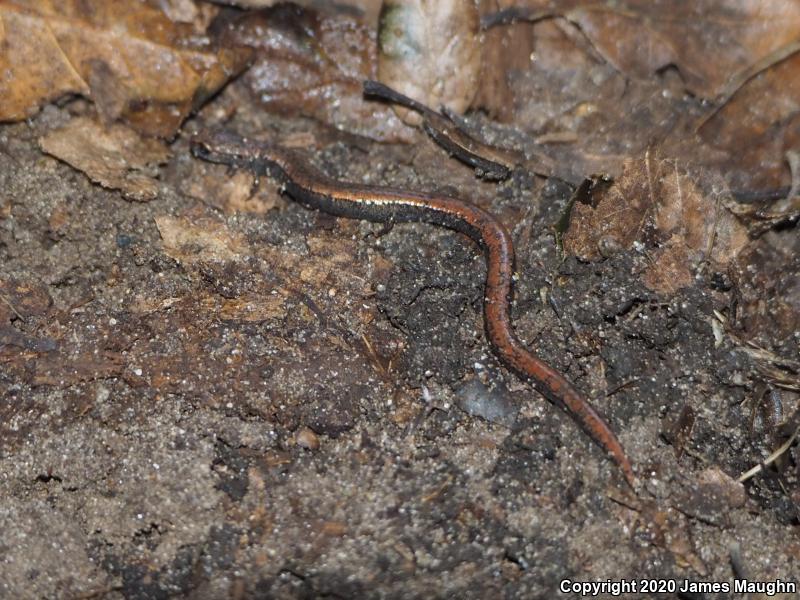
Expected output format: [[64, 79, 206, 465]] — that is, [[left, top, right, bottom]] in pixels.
[[39, 117, 170, 201], [0, 0, 799, 597]]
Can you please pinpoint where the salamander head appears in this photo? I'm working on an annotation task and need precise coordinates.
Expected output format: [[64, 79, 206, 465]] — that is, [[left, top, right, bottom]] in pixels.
[[190, 130, 259, 170]]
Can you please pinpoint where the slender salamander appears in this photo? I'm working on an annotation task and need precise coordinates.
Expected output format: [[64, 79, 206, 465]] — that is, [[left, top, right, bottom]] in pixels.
[[191, 130, 636, 487]]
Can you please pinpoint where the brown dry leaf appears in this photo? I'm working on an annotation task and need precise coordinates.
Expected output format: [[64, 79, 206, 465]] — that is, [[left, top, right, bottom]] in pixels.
[[643, 238, 694, 293], [0, 197, 11, 220], [184, 168, 283, 215], [0, 280, 56, 354], [377, 0, 482, 125], [562, 173, 647, 260], [660, 403, 695, 459], [478, 1, 800, 187], [224, 4, 413, 143], [470, 11, 638, 181], [494, 0, 800, 99], [697, 52, 800, 191], [319, 520, 348, 537], [0, 0, 250, 137], [301, 232, 365, 288], [563, 154, 750, 294], [39, 117, 169, 202], [576, 0, 800, 98], [155, 215, 248, 264]]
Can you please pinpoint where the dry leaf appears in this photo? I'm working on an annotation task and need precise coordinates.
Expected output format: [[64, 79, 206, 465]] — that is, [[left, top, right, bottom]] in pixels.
[[471, 9, 639, 180], [698, 52, 800, 191], [492, 0, 800, 99], [39, 117, 169, 201], [563, 155, 749, 294], [478, 1, 800, 188], [562, 173, 646, 260], [224, 4, 413, 143], [696, 467, 747, 508], [155, 215, 247, 264], [576, 0, 800, 98], [377, 0, 482, 125], [642, 238, 694, 292], [0, 0, 250, 137], [184, 168, 282, 215]]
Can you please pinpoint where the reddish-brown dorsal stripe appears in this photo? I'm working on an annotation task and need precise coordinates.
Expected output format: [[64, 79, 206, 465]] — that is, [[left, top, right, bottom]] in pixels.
[[192, 131, 636, 488]]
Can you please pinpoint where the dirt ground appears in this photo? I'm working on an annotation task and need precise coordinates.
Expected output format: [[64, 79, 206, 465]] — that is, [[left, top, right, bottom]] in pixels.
[[2, 28, 800, 600]]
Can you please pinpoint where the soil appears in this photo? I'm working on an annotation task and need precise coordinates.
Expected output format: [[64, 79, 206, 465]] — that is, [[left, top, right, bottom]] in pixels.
[[1, 98, 798, 599]]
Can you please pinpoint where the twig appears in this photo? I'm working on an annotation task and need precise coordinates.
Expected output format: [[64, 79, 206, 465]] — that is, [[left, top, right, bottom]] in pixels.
[[737, 424, 800, 482]]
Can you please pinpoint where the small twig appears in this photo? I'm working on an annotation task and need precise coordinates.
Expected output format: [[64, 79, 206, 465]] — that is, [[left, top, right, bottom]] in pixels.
[[737, 424, 800, 483]]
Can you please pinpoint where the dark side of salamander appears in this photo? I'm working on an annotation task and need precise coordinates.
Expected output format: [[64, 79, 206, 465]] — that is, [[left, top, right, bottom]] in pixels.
[[191, 131, 637, 488]]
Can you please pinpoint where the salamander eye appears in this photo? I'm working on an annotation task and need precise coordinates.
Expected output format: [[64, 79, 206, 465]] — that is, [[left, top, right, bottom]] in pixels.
[[189, 140, 211, 160]]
